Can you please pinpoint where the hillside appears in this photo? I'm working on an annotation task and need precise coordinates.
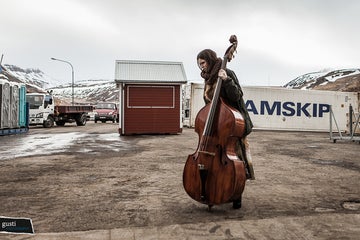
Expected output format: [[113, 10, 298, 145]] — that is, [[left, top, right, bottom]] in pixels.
[[284, 68, 360, 92], [50, 80, 118, 105], [0, 64, 47, 93], [0, 64, 117, 104]]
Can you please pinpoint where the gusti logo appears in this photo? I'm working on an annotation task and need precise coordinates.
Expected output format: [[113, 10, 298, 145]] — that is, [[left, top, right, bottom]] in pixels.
[[2, 221, 16, 228]]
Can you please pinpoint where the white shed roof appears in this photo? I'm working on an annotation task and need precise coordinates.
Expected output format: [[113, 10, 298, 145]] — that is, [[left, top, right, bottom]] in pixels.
[[114, 60, 187, 84]]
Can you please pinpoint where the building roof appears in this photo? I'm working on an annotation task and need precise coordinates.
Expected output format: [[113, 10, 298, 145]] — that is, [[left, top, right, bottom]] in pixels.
[[114, 60, 187, 84]]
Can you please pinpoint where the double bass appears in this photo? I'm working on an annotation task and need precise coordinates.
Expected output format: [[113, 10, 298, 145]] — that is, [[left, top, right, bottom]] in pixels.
[[183, 35, 247, 210]]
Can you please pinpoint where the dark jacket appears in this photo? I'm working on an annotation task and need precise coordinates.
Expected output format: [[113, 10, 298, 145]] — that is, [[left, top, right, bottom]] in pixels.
[[204, 68, 253, 136]]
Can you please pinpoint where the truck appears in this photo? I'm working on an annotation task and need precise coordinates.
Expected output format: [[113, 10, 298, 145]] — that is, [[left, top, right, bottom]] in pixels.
[[26, 92, 93, 128], [93, 102, 119, 123]]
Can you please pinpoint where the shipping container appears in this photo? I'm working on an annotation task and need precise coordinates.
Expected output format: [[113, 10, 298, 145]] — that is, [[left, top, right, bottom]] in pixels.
[[189, 84, 359, 132]]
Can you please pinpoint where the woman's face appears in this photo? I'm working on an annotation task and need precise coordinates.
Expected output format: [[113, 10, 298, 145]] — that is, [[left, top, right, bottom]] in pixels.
[[197, 58, 208, 72]]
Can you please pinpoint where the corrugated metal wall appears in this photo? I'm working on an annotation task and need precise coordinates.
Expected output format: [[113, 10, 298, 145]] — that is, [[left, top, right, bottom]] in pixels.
[[10, 83, 19, 128], [123, 84, 182, 135], [115, 60, 187, 83], [0, 80, 11, 129]]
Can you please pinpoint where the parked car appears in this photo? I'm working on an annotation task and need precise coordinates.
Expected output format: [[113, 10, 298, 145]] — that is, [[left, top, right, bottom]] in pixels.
[[94, 102, 119, 123]]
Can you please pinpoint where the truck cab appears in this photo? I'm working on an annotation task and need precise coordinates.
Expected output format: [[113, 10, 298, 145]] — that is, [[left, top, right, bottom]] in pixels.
[[26, 93, 55, 127], [94, 102, 119, 123]]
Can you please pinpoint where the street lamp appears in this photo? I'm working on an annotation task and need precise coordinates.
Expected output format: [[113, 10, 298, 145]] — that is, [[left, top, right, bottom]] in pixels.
[[51, 57, 75, 105]]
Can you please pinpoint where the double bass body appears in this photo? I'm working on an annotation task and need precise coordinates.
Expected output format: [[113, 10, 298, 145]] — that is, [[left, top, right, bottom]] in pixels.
[[183, 98, 247, 206]]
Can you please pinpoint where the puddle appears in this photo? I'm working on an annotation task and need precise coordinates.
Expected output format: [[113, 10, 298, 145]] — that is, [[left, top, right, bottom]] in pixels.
[[307, 145, 319, 148], [97, 133, 122, 141], [0, 132, 86, 159], [314, 207, 335, 212], [310, 159, 338, 165], [309, 158, 359, 171], [0, 132, 133, 160]]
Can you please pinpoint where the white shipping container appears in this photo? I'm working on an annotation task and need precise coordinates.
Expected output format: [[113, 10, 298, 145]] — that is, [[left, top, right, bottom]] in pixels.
[[189, 84, 359, 132]]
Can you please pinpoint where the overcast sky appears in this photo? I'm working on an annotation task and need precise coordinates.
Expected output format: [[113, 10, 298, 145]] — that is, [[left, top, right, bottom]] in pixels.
[[1, 0, 359, 86]]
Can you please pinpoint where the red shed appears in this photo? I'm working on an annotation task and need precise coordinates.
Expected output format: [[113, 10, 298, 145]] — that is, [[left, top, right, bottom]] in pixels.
[[115, 60, 187, 135]]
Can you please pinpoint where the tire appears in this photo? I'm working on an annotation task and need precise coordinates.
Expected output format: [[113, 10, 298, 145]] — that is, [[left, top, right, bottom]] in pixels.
[[76, 114, 87, 126], [43, 116, 54, 128]]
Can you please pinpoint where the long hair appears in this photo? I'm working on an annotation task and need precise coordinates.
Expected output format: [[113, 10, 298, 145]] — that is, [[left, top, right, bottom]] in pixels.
[[197, 49, 222, 102], [197, 49, 218, 72]]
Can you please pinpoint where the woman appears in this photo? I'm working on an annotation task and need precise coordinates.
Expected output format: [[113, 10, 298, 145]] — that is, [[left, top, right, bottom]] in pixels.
[[197, 49, 255, 208]]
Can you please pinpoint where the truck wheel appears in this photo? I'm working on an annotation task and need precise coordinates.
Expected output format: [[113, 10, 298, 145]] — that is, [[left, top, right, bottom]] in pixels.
[[76, 114, 87, 126], [43, 116, 54, 128]]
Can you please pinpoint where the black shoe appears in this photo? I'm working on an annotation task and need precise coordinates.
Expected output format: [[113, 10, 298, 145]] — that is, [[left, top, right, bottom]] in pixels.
[[245, 168, 251, 179], [232, 199, 242, 209]]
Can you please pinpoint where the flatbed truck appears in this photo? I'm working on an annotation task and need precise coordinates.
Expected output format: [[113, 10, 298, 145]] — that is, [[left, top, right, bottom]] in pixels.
[[26, 93, 93, 128]]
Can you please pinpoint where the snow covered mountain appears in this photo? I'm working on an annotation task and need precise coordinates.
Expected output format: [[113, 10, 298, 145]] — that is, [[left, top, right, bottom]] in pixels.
[[0, 64, 117, 104], [0, 64, 48, 93], [284, 68, 360, 92], [50, 80, 118, 104]]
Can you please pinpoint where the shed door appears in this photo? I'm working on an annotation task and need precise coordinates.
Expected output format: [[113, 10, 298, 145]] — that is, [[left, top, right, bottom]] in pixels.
[[124, 85, 181, 134]]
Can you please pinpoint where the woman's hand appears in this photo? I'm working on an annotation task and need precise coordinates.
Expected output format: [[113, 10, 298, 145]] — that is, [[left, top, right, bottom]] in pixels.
[[218, 69, 228, 81]]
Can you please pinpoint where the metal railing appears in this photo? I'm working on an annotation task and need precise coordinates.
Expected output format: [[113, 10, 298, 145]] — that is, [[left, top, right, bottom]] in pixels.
[[330, 104, 360, 143]]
